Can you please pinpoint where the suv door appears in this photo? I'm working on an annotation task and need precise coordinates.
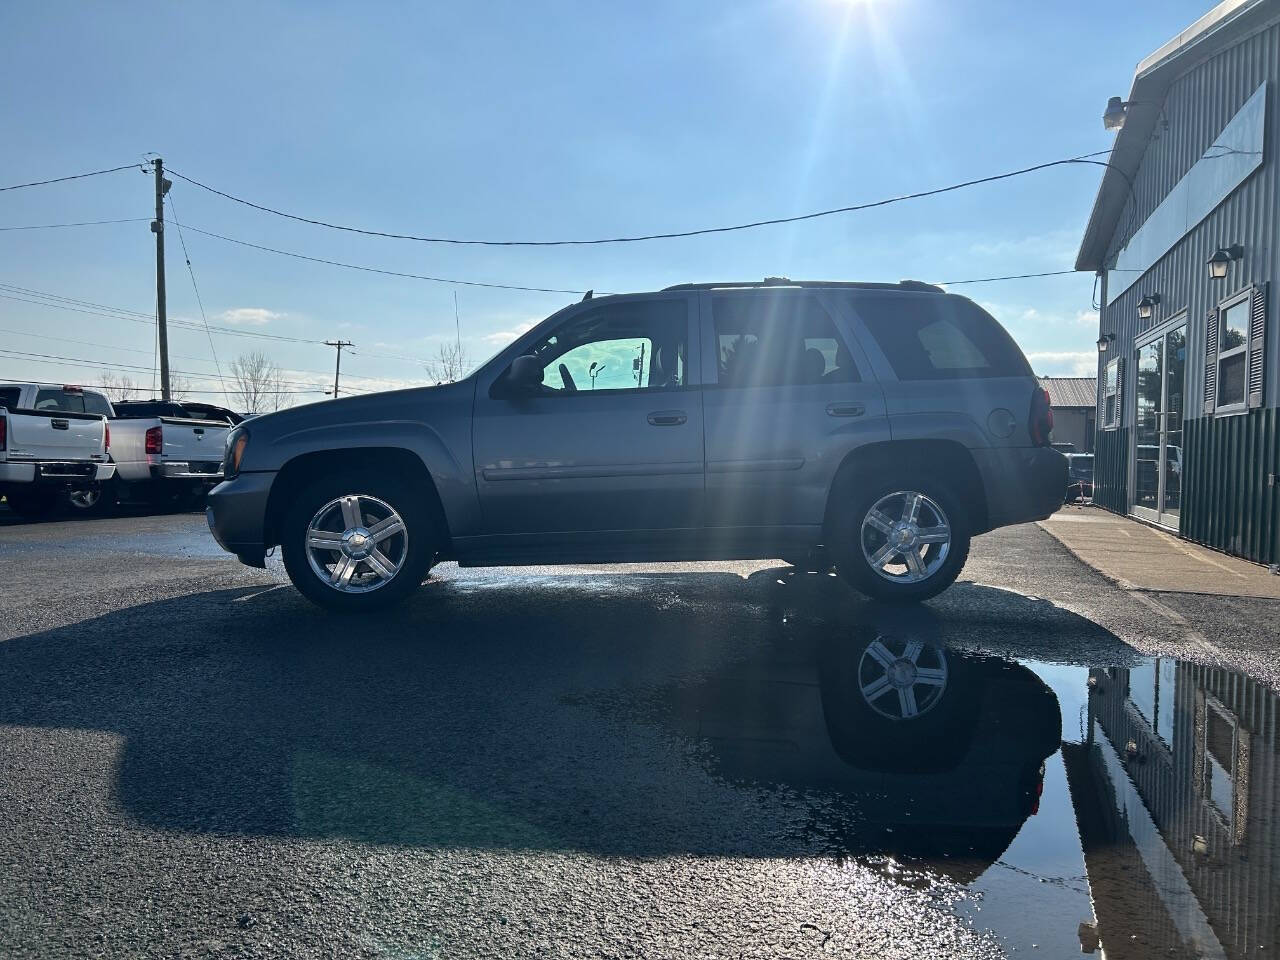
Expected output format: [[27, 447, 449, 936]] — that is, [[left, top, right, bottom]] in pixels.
[[699, 290, 890, 532], [472, 293, 703, 539]]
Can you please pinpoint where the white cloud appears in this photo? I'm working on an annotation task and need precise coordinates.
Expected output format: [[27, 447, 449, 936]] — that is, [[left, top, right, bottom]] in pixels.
[[1025, 350, 1098, 377], [218, 307, 283, 326], [481, 320, 537, 346]]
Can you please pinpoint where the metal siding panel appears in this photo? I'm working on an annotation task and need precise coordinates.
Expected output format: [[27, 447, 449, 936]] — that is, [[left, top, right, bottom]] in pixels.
[[1095, 24, 1280, 561]]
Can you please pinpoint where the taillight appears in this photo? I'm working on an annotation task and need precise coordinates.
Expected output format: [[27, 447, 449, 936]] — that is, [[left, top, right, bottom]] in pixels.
[[0, 417, 6, 452], [104, 422, 110, 451], [1029, 388, 1054, 447], [144, 425, 163, 455]]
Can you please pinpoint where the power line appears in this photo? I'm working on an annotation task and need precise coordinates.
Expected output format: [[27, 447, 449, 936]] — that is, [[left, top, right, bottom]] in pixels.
[[0, 324, 227, 365], [166, 193, 230, 405], [0, 218, 151, 231], [167, 150, 1119, 247], [0, 163, 141, 193], [0, 346, 345, 391], [0, 375, 318, 397], [936, 269, 1079, 286], [173, 224, 590, 294]]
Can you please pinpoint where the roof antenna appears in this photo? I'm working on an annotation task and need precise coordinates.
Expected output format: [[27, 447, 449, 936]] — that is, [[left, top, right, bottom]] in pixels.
[[581, 289, 593, 301]]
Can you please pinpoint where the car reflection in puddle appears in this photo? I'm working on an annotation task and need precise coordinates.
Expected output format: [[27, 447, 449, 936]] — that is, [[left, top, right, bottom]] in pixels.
[[657, 606, 1276, 958]]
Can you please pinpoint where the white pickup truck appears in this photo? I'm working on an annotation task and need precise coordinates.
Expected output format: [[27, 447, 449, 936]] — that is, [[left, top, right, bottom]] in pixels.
[[0, 383, 116, 518], [0, 384, 237, 515], [101, 398, 238, 510]]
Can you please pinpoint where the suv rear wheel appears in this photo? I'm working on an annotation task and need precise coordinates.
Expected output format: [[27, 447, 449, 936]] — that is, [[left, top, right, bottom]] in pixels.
[[830, 474, 970, 603], [280, 472, 438, 612]]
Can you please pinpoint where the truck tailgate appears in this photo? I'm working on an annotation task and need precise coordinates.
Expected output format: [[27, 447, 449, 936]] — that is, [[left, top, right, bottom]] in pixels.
[[160, 417, 229, 465], [4, 409, 105, 461]]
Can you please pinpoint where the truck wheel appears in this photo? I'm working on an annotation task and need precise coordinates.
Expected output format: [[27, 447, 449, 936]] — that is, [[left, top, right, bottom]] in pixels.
[[4, 489, 59, 520], [280, 472, 438, 612], [67, 480, 116, 517], [829, 475, 970, 604]]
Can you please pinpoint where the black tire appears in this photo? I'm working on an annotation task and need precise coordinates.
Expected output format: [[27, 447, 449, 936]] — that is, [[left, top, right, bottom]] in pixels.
[[829, 471, 971, 604], [280, 470, 438, 613], [65, 479, 117, 517]]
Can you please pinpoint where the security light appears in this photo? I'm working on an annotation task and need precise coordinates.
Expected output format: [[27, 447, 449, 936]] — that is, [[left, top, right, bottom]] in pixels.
[[1096, 333, 1115, 352], [1207, 244, 1243, 279], [1103, 97, 1128, 131], [1137, 294, 1160, 320]]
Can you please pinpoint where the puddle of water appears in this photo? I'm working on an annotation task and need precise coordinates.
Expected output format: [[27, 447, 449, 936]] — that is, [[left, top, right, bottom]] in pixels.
[[655, 608, 1277, 958]]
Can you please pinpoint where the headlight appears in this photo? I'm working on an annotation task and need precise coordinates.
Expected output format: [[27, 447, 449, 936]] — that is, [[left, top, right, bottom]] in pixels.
[[224, 427, 250, 478]]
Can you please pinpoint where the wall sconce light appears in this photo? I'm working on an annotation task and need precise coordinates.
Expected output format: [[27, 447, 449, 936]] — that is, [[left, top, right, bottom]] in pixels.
[[1103, 97, 1130, 131], [1096, 333, 1116, 352], [1207, 243, 1244, 279], [1137, 294, 1161, 320]]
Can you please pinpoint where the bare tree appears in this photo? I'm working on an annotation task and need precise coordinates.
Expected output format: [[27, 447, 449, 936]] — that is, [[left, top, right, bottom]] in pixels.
[[424, 340, 469, 384], [98, 371, 139, 402], [169, 372, 193, 402], [229, 351, 285, 414]]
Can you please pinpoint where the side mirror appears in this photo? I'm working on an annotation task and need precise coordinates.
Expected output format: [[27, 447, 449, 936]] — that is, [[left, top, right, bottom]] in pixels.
[[506, 355, 543, 393]]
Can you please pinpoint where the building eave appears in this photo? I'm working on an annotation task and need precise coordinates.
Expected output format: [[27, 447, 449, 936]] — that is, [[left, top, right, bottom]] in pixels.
[[1075, 0, 1276, 273]]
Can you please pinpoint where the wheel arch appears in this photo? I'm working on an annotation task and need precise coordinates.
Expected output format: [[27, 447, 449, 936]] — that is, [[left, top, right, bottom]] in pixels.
[[823, 439, 989, 538], [263, 447, 451, 551]]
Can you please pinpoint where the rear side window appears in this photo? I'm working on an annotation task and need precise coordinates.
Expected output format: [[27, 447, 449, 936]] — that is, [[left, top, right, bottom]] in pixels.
[[34, 388, 87, 412], [713, 294, 859, 387], [0, 387, 19, 411], [851, 294, 1031, 380], [83, 392, 113, 417]]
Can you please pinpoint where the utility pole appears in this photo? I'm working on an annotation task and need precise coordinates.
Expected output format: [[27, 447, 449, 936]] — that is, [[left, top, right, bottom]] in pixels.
[[325, 340, 354, 397], [150, 158, 173, 399]]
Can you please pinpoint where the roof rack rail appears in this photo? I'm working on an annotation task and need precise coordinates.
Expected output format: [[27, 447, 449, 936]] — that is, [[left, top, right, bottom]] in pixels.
[[660, 278, 944, 293]]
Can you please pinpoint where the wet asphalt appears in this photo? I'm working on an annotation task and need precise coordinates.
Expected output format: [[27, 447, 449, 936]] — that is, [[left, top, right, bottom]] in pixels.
[[0, 506, 1277, 958]]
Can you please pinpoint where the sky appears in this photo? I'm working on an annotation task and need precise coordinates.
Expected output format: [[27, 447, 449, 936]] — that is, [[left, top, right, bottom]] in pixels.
[[0, 0, 1216, 404]]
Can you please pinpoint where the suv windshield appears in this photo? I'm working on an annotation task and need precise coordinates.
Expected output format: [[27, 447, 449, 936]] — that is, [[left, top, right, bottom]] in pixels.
[[851, 294, 1032, 381]]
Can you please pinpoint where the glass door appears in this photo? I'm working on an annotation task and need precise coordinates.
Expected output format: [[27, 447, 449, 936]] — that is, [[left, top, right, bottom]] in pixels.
[[1131, 320, 1187, 528]]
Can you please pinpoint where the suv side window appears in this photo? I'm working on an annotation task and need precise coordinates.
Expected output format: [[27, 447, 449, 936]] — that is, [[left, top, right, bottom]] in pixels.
[[852, 294, 1032, 380], [713, 294, 858, 387], [529, 299, 688, 393]]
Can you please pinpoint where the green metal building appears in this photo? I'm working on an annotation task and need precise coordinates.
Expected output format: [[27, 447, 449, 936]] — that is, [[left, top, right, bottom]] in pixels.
[[1077, 0, 1280, 565]]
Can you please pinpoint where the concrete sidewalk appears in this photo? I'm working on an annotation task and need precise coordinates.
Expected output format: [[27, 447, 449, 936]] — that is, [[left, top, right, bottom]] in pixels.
[[1038, 504, 1280, 598]]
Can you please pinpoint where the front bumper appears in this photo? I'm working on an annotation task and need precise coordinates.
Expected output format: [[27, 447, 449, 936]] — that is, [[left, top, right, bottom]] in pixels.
[[973, 447, 1068, 531], [0, 460, 115, 487], [205, 470, 274, 566]]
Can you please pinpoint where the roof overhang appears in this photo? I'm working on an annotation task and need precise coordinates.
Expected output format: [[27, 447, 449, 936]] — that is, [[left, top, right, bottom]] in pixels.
[[1076, 0, 1277, 272]]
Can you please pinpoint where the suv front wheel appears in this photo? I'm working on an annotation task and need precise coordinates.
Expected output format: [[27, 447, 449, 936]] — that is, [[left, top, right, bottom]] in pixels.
[[280, 472, 438, 612], [830, 476, 970, 603]]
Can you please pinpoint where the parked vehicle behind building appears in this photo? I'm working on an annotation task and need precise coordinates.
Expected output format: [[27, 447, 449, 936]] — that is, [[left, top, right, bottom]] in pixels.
[[206, 280, 1067, 611], [1065, 453, 1094, 502], [0, 384, 115, 519]]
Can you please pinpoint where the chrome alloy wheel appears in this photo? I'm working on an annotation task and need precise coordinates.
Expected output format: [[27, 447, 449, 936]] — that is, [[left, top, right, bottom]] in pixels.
[[305, 494, 409, 594], [857, 636, 949, 720], [860, 490, 951, 584], [68, 488, 101, 510]]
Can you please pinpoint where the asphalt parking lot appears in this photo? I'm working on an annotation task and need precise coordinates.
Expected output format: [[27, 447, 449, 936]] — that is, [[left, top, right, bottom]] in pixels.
[[1, 508, 1277, 958]]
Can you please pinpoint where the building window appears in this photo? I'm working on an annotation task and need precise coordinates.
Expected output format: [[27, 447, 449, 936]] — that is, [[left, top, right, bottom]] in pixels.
[[1102, 357, 1121, 429], [1215, 290, 1252, 411]]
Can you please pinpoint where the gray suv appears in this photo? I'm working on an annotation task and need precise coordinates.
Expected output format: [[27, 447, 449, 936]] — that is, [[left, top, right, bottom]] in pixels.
[[207, 280, 1065, 611]]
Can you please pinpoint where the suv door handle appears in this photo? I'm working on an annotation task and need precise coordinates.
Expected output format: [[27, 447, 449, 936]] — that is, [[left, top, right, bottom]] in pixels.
[[647, 410, 687, 426], [51, 419, 69, 430], [826, 403, 865, 417]]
